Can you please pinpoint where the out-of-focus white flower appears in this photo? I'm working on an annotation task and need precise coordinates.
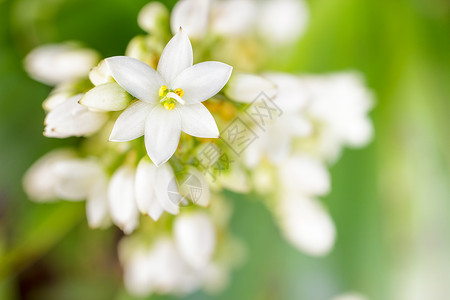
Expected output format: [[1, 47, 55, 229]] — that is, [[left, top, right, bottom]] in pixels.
[[86, 175, 110, 229], [331, 292, 369, 300], [256, 0, 309, 45], [177, 166, 211, 207], [210, 0, 257, 37], [171, 0, 210, 40], [120, 237, 200, 297], [89, 60, 114, 86], [135, 158, 180, 221], [278, 155, 330, 196], [42, 81, 80, 112], [224, 73, 277, 103], [79, 82, 133, 112], [44, 94, 108, 138], [138, 2, 169, 34], [174, 212, 216, 269], [106, 29, 232, 165], [25, 43, 99, 85], [306, 72, 374, 161], [108, 166, 139, 234], [23, 150, 106, 202], [279, 193, 336, 256]]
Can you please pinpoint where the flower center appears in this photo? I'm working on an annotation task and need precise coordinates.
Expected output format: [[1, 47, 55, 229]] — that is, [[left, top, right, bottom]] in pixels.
[[159, 85, 184, 110]]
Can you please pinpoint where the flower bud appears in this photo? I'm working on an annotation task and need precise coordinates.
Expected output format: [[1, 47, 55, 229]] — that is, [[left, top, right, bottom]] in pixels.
[[171, 0, 210, 40], [44, 94, 108, 138], [125, 36, 164, 69], [25, 43, 99, 85], [174, 212, 216, 269], [224, 73, 277, 103], [135, 158, 164, 221], [137, 2, 169, 34], [86, 176, 110, 229], [108, 166, 139, 234], [79, 82, 133, 112], [89, 60, 114, 86]]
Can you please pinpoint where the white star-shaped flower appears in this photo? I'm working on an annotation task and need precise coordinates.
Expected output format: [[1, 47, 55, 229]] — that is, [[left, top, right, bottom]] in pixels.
[[106, 29, 232, 166]]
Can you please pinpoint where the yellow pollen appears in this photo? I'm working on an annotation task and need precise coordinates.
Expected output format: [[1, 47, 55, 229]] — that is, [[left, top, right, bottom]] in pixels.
[[159, 85, 168, 97], [174, 88, 184, 97], [164, 102, 175, 110]]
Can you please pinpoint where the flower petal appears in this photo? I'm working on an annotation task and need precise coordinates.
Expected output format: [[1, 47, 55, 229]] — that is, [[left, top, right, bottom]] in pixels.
[[157, 29, 193, 84], [135, 158, 164, 221], [105, 56, 164, 103], [171, 61, 232, 104], [178, 103, 219, 138], [110, 101, 155, 142], [144, 105, 181, 166], [154, 164, 180, 214]]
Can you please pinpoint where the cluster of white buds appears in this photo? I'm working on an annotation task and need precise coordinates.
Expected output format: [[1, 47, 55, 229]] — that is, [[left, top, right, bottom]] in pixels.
[[23, 0, 373, 296]]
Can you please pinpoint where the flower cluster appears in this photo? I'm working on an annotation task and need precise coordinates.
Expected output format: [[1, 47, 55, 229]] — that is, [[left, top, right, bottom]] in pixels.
[[23, 0, 373, 297]]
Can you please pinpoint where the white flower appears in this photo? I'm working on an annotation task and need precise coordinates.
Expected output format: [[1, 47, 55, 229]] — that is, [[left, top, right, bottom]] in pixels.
[[44, 94, 108, 138], [137, 2, 169, 34], [23, 150, 106, 202], [256, 0, 309, 45], [108, 166, 139, 234], [224, 73, 277, 103], [25, 43, 99, 85], [279, 193, 336, 256], [306, 72, 374, 161], [86, 175, 110, 229], [171, 0, 210, 40], [173, 212, 216, 269], [106, 29, 232, 166], [210, 0, 257, 37], [135, 158, 180, 220]]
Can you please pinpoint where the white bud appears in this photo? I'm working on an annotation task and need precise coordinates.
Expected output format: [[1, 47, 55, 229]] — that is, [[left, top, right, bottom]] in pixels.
[[44, 94, 108, 138], [171, 0, 210, 40], [79, 82, 132, 112], [279, 194, 336, 256], [224, 73, 277, 103], [25, 43, 99, 85], [257, 0, 309, 45], [86, 176, 110, 229], [89, 60, 114, 86], [138, 2, 169, 33], [174, 212, 216, 269], [135, 158, 164, 221], [211, 0, 257, 37], [108, 166, 139, 234]]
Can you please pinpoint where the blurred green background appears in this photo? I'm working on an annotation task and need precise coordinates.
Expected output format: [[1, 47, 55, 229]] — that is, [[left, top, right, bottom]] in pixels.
[[0, 0, 449, 299]]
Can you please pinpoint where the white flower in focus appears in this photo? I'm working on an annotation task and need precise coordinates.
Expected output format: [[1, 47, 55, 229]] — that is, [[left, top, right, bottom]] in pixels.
[[257, 0, 309, 45], [89, 60, 114, 86], [171, 0, 210, 40], [306, 72, 374, 161], [279, 193, 336, 256], [106, 29, 232, 166], [25, 43, 99, 85], [108, 166, 139, 234], [174, 212, 216, 269], [44, 94, 108, 138], [135, 158, 180, 221]]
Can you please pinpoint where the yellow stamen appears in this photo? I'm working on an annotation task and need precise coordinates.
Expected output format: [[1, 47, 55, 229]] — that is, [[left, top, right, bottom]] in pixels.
[[164, 102, 175, 110], [159, 85, 168, 97], [174, 88, 184, 98]]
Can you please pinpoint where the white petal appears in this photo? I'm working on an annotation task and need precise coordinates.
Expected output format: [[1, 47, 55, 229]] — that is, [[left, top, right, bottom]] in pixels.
[[157, 29, 193, 84], [210, 0, 257, 37], [178, 103, 219, 138], [89, 59, 114, 86], [109, 101, 155, 142], [108, 166, 139, 234], [79, 82, 133, 111], [279, 155, 330, 196], [173, 212, 216, 269], [106, 56, 164, 103], [171, 61, 232, 103], [224, 73, 277, 104], [154, 164, 180, 214], [86, 176, 110, 229], [135, 158, 164, 221], [170, 0, 209, 40], [44, 94, 108, 138], [138, 2, 169, 33], [279, 195, 336, 256], [144, 105, 181, 166], [263, 72, 310, 111]]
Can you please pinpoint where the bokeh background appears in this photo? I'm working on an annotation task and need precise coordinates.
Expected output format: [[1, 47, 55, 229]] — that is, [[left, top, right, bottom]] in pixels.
[[0, 0, 449, 299]]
